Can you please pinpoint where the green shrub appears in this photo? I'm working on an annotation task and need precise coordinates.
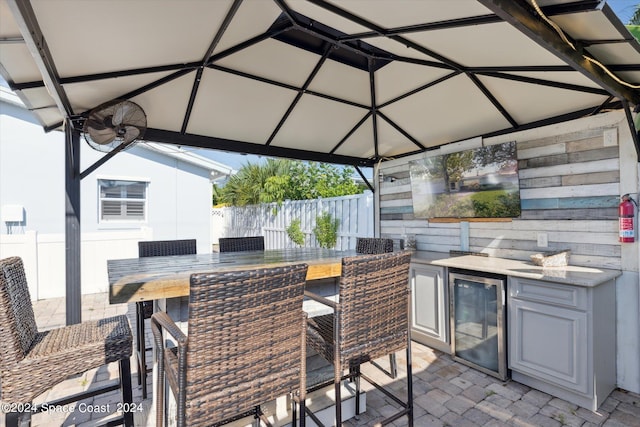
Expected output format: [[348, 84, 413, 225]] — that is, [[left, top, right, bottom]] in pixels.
[[286, 218, 305, 246], [313, 212, 339, 249]]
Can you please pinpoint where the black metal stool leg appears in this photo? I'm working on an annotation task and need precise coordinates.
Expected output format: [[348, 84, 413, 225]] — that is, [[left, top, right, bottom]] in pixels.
[[120, 357, 135, 427], [135, 301, 148, 399], [389, 353, 398, 379], [291, 393, 298, 427], [5, 412, 20, 427], [334, 380, 342, 427], [135, 302, 144, 385]]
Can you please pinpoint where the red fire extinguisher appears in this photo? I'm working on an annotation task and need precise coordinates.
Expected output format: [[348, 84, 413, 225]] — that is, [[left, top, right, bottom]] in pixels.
[[619, 194, 637, 243]]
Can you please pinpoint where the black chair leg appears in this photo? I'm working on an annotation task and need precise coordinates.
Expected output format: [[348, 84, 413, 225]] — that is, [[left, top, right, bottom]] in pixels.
[[135, 302, 144, 386], [135, 301, 148, 399], [405, 345, 414, 427], [120, 358, 135, 427], [299, 398, 306, 427], [5, 412, 20, 427], [334, 380, 342, 427], [354, 366, 361, 416], [291, 394, 297, 427], [389, 353, 398, 379]]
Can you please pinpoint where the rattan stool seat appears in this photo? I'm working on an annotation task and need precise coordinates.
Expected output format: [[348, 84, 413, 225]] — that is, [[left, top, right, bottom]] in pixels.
[[0, 256, 134, 427], [305, 251, 413, 427], [2, 316, 132, 403], [152, 263, 308, 427]]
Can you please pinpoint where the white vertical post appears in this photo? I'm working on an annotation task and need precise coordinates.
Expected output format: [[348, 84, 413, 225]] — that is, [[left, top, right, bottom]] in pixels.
[[24, 230, 38, 300]]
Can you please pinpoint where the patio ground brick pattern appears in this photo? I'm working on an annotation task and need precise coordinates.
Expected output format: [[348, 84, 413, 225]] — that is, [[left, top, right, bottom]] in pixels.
[[18, 293, 640, 426]]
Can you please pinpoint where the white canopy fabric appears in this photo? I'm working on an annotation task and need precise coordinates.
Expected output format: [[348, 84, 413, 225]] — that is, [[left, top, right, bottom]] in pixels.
[[1, 0, 639, 167]]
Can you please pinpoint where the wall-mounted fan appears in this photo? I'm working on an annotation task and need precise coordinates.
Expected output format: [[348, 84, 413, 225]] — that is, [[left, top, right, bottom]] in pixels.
[[83, 100, 147, 152]]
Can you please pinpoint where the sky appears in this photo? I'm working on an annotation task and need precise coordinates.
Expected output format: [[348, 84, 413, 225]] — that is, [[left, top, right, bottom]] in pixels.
[[609, 0, 638, 24]]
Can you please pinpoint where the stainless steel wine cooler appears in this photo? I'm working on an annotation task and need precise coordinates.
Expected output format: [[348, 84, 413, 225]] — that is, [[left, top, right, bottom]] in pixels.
[[449, 269, 507, 380]]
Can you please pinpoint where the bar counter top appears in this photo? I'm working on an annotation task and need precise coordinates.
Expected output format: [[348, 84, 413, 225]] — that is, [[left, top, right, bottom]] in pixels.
[[410, 251, 621, 287]]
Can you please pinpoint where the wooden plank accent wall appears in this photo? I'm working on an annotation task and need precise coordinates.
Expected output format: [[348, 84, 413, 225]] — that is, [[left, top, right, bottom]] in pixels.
[[518, 128, 619, 221], [379, 124, 624, 270]]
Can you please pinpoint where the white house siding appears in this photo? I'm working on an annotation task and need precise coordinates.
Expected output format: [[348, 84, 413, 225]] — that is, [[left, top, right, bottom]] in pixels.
[[1, 99, 218, 298], [377, 110, 640, 394], [81, 144, 213, 254], [0, 102, 65, 233]]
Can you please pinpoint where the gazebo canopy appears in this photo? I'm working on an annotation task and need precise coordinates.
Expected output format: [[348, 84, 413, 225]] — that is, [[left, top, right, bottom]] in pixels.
[[1, 0, 639, 168]]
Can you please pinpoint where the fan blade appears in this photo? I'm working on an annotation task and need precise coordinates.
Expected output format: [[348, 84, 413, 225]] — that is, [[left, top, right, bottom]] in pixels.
[[88, 127, 117, 145], [85, 117, 109, 131], [122, 125, 141, 143], [112, 103, 132, 126]]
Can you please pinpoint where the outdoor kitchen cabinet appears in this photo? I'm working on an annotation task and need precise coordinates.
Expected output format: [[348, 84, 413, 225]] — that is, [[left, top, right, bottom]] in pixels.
[[409, 262, 450, 353], [508, 276, 616, 411]]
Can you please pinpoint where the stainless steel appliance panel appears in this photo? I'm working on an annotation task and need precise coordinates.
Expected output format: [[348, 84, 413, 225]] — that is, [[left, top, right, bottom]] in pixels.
[[449, 270, 507, 380]]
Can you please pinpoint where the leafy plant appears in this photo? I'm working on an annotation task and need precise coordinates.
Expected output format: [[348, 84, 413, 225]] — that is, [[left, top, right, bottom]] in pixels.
[[313, 212, 339, 249], [286, 218, 305, 246], [216, 159, 365, 207]]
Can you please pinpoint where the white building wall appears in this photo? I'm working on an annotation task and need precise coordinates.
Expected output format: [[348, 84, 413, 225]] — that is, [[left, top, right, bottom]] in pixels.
[[81, 145, 212, 254], [0, 102, 65, 234], [1, 99, 216, 296]]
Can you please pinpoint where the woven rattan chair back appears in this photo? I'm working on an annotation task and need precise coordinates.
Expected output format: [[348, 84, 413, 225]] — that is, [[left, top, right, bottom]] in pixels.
[[305, 251, 413, 426], [182, 264, 307, 425], [138, 238, 197, 257], [337, 251, 411, 364], [135, 238, 196, 399], [354, 237, 398, 378], [0, 257, 38, 369], [218, 236, 265, 252], [356, 237, 394, 254]]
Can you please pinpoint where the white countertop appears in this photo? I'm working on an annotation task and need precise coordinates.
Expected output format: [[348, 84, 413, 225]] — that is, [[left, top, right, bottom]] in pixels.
[[411, 251, 621, 287]]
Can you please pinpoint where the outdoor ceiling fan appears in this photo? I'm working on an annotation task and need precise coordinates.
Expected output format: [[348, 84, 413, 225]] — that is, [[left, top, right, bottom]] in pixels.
[[83, 100, 147, 152]]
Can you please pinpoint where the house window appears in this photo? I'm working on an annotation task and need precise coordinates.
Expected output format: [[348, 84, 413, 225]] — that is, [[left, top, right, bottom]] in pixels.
[[99, 180, 147, 221]]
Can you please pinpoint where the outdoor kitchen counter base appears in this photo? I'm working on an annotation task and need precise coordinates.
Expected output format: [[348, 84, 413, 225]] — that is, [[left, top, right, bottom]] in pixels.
[[411, 251, 622, 287], [409, 250, 620, 412]]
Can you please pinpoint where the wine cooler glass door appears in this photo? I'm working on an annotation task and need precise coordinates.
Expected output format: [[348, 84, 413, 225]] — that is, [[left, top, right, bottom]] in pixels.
[[450, 272, 507, 380]]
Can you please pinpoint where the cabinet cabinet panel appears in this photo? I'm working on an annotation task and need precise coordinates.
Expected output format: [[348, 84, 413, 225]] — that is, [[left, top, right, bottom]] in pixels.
[[410, 263, 448, 352], [510, 298, 589, 394], [511, 278, 587, 310]]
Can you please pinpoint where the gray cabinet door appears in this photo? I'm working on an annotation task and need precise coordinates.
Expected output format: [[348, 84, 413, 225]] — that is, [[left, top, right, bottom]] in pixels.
[[410, 263, 448, 350], [509, 298, 589, 394]]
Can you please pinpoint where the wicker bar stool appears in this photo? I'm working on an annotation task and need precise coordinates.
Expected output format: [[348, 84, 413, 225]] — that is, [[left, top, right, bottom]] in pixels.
[[218, 236, 265, 252], [151, 263, 308, 427], [136, 238, 196, 399], [305, 251, 413, 426], [0, 256, 134, 427], [356, 237, 399, 378]]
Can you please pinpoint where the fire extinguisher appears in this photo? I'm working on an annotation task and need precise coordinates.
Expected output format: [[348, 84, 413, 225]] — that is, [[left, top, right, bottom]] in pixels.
[[619, 194, 637, 243]]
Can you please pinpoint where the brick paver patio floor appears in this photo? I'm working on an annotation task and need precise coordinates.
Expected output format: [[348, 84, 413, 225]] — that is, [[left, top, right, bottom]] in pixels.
[[12, 293, 639, 426]]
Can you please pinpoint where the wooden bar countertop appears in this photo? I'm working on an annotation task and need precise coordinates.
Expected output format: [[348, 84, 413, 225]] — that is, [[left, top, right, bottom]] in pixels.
[[108, 248, 355, 304]]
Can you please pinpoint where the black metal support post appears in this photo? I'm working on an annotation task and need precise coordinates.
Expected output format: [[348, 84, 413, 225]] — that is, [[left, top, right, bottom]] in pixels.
[[65, 123, 82, 325]]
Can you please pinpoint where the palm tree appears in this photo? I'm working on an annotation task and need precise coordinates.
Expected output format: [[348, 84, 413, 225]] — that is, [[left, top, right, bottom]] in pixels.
[[218, 159, 293, 206], [631, 4, 640, 25], [216, 158, 364, 206]]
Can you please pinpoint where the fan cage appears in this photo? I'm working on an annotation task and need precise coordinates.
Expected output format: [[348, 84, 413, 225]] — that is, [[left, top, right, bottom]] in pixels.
[[83, 100, 147, 153]]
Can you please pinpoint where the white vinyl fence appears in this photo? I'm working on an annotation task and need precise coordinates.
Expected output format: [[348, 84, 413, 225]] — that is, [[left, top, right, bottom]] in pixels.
[[211, 192, 374, 250], [0, 228, 153, 300]]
